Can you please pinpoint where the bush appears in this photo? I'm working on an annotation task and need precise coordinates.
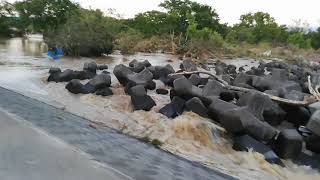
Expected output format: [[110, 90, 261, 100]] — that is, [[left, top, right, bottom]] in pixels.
[[115, 28, 143, 54], [46, 9, 114, 57], [287, 32, 311, 49], [226, 28, 256, 44], [186, 23, 225, 58]]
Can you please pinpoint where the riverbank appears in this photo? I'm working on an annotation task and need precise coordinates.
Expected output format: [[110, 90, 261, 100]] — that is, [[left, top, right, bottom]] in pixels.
[[121, 37, 320, 64]]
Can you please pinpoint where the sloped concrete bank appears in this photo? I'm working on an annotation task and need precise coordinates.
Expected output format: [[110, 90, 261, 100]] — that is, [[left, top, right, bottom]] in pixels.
[[0, 86, 234, 180]]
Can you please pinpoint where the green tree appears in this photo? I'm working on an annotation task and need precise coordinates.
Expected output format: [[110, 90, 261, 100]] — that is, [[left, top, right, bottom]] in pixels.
[[229, 12, 286, 44], [130, 10, 177, 37], [46, 9, 114, 56], [0, 1, 14, 36], [159, 0, 226, 35], [102, 17, 127, 37], [14, 0, 79, 33], [307, 28, 320, 49]]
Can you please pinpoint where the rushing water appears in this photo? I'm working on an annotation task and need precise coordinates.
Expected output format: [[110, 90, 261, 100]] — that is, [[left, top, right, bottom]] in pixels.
[[0, 36, 179, 95], [0, 36, 319, 180]]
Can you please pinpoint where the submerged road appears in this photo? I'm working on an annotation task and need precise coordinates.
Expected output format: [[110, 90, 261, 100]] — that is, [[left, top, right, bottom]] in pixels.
[[0, 87, 236, 180]]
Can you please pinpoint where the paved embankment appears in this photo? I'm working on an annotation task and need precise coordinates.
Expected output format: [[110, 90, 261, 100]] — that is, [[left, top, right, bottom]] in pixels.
[[0, 109, 130, 180], [0, 87, 235, 180]]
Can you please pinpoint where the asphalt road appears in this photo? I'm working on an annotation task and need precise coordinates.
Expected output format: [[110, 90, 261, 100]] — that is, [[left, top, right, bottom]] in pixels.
[[0, 87, 236, 180]]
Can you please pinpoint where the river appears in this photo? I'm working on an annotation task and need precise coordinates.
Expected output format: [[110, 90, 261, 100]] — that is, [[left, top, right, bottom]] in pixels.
[[0, 36, 319, 180]]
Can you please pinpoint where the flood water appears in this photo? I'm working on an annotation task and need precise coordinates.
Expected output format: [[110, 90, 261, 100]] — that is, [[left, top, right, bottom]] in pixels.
[[0, 36, 179, 96], [0, 36, 319, 180]]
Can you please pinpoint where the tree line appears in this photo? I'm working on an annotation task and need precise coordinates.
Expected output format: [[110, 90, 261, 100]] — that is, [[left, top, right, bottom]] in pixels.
[[1, 0, 320, 57]]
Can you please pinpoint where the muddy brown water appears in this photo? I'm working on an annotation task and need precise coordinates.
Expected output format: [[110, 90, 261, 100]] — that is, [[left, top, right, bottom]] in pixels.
[[0, 36, 319, 180]]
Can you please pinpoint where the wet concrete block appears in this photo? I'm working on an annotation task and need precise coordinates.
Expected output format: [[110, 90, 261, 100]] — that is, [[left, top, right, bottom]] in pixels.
[[113, 64, 134, 85], [272, 129, 303, 159], [169, 89, 177, 100], [180, 59, 197, 72], [233, 73, 254, 87], [145, 80, 156, 90], [208, 98, 238, 121], [128, 68, 154, 85], [309, 102, 320, 114], [87, 74, 111, 89], [233, 135, 284, 166], [65, 79, 84, 94], [129, 60, 151, 73], [220, 90, 238, 102], [264, 90, 279, 96], [284, 90, 309, 101], [58, 69, 76, 82], [97, 64, 108, 70], [284, 106, 311, 127], [114, 64, 154, 89], [81, 83, 96, 94], [83, 62, 98, 74], [73, 70, 95, 80], [202, 80, 224, 97], [199, 78, 209, 86], [306, 134, 320, 154], [271, 68, 288, 81], [173, 77, 202, 100], [164, 74, 184, 87], [96, 87, 113, 96], [131, 95, 156, 111], [220, 107, 278, 142], [185, 97, 209, 118], [276, 82, 302, 97], [293, 153, 320, 170], [159, 97, 185, 118], [189, 74, 201, 86], [306, 110, 320, 136], [48, 72, 61, 82], [154, 64, 175, 81], [237, 91, 286, 125], [49, 67, 61, 74], [128, 85, 146, 97]]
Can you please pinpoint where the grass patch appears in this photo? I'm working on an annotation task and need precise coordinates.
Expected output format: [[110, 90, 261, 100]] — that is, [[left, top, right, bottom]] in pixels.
[[140, 136, 163, 148], [151, 139, 163, 147]]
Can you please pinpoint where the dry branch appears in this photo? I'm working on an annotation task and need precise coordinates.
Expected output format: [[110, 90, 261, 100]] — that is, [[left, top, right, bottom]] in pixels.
[[170, 71, 319, 106], [308, 75, 320, 101]]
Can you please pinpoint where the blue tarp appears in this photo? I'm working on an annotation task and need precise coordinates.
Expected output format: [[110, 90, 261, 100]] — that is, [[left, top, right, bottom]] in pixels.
[[48, 48, 63, 60]]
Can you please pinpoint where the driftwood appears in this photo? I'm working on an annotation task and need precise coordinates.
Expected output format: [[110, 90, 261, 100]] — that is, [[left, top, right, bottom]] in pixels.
[[308, 75, 320, 101], [170, 71, 319, 106]]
